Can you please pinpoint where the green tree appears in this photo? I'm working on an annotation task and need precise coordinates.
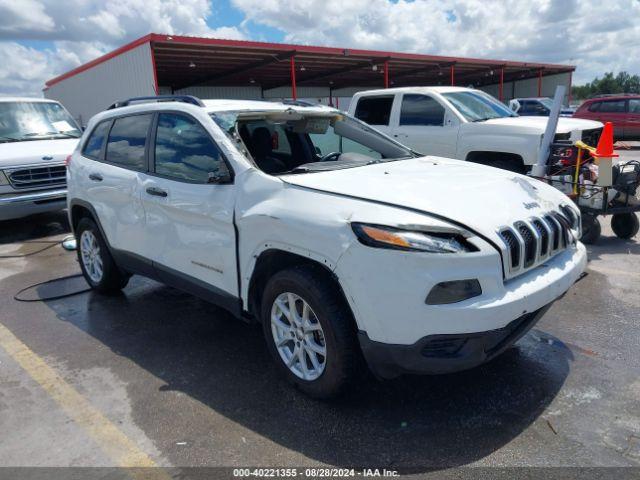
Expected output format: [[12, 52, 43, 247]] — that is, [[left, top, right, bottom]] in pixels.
[[572, 71, 640, 101]]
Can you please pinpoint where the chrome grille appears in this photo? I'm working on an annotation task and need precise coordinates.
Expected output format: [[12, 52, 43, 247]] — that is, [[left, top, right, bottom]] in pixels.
[[500, 209, 577, 279], [7, 164, 66, 189]]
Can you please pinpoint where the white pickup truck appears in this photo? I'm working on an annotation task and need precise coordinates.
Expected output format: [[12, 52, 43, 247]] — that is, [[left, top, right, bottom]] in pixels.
[[348, 87, 603, 173]]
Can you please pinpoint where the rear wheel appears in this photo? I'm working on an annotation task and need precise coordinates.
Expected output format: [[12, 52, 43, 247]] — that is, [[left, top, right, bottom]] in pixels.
[[76, 217, 129, 293], [611, 213, 639, 239], [261, 266, 360, 399], [581, 214, 601, 244]]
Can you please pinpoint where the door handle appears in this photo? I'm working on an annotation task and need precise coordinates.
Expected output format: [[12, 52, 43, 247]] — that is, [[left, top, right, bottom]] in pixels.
[[88, 173, 103, 182], [146, 186, 168, 197]]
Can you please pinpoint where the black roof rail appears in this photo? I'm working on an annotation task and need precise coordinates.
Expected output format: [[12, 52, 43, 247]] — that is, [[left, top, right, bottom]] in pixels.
[[107, 95, 205, 110]]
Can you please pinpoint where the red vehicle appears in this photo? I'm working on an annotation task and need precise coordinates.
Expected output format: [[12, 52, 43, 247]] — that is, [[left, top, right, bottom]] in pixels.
[[573, 94, 640, 141]]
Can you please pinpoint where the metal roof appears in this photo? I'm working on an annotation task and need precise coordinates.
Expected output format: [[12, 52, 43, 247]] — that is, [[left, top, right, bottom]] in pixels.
[[45, 33, 575, 92]]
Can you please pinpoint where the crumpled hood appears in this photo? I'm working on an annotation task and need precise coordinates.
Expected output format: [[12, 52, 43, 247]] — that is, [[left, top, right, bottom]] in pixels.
[[282, 156, 573, 243], [0, 138, 78, 168], [483, 116, 602, 133]]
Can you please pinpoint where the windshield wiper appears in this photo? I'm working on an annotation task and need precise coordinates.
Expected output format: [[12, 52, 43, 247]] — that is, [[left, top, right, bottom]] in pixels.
[[22, 131, 80, 139]]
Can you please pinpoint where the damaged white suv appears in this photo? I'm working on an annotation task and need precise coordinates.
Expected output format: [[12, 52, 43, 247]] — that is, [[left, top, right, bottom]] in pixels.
[[67, 96, 587, 398]]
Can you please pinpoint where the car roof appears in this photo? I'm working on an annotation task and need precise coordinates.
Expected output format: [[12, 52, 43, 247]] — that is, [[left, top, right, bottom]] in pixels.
[[88, 98, 338, 126], [354, 86, 473, 96], [585, 94, 640, 102], [0, 97, 60, 103]]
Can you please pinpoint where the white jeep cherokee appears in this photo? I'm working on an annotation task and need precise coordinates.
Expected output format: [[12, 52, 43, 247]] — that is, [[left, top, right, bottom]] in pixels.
[[67, 95, 587, 398], [1, 98, 81, 221], [348, 87, 603, 173]]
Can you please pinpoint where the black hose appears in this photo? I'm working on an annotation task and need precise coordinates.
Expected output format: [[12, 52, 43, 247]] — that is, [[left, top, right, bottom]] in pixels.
[[1, 238, 91, 302], [13, 274, 90, 302]]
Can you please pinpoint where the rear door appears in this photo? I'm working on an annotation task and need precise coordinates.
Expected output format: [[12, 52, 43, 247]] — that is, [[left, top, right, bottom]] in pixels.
[[589, 99, 627, 139], [626, 99, 640, 140], [79, 113, 151, 257], [139, 111, 239, 305], [352, 95, 395, 136], [391, 93, 459, 157]]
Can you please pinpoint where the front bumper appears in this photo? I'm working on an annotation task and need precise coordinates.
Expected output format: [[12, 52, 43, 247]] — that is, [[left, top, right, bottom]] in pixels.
[[0, 188, 67, 221], [358, 304, 551, 379]]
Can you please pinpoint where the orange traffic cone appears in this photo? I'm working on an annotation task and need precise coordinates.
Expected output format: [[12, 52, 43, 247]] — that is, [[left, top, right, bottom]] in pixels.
[[592, 122, 619, 158]]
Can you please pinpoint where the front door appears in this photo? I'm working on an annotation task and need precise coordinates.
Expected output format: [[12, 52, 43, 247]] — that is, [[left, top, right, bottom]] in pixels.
[[391, 93, 459, 157], [140, 111, 238, 304]]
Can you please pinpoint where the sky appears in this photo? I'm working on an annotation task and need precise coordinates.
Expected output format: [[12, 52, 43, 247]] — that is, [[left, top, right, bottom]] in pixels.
[[0, 0, 638, 97]]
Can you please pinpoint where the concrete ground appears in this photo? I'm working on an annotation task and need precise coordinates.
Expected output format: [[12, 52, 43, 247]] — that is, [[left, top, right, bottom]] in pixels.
[[0, 149, 639, 477]]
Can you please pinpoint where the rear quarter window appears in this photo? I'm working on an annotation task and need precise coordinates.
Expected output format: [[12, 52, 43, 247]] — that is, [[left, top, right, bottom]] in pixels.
[[82, 120, 111, 159]]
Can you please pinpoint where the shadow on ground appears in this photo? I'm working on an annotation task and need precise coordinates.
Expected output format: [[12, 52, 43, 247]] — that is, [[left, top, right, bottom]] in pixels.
[[43, 277, 573, 471]]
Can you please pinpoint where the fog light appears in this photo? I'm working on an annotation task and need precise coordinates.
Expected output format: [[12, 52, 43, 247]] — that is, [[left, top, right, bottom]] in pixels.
[[425, 279, 482, 305]]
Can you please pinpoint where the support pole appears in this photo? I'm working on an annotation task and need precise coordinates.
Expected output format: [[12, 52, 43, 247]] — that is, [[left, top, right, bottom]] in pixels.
[[568, 71, 573, 105], [499, 67, 504, 102], [531, 85, 566, 178], [537, 68, 543, 97], [329, 87, 333, 107], [383, 60, 389, 88], [290, 56, 297, 100], [450, 64, 455, 86]]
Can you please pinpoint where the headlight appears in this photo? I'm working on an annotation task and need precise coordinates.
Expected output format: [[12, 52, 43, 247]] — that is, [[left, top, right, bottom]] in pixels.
[[351, 223, 477, 253], [0, 171, 8, 186]]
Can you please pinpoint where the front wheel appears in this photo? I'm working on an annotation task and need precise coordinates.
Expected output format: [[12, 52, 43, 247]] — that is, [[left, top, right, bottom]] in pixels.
[[261, 266, 360, 399], [611, 213, 639, 239], [76, 217, 129, 293]]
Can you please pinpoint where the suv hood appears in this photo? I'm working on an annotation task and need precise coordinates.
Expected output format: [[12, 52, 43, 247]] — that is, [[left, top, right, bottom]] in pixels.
[[482, 116, 602, 133], [282, 157, 573, 244], [0, 138, 78, 168]]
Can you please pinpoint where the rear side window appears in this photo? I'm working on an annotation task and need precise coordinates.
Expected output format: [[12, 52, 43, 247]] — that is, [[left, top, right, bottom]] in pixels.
[[587, 102, 601, 112], [399, 94, 445, 126], [105, 114, 152, 170], [628, 99, 640, 113], [598, 100, 626, 113], [82, 121, 110, 159], [154, 113, 229, 183], [354, 96, 394, 126]]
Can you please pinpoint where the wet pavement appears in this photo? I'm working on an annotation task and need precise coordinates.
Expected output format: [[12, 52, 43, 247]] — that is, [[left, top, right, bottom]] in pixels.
[[0, 185, 639, 475]]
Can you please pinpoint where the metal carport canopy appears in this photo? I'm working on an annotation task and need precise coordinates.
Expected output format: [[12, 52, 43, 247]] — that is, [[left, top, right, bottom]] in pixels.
[[46, 33, 575, 101]]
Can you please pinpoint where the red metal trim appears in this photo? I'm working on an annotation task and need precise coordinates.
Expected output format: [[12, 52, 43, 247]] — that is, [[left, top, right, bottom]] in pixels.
[[499, 67, 504, 101], [383, 59, 389, 88], [45, 34, 154, 87], [450, 64, 455, 86], [290, 56, 297, 100], [45, 32, 577, 89], [150, 42, 159, 95], [538, 68, 543, 96]]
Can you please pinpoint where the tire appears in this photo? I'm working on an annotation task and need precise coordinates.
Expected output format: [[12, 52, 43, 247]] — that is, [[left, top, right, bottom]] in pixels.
[[76, 217, 129, 293], [260, 265, 360, 399], [581, 214, 601, 244], [611, 213, 640, 239]]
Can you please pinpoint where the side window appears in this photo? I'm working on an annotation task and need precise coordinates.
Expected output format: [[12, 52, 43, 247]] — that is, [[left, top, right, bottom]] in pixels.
[[399, 94, 445, 126], [354, 96, 394, 126], [154, 113, 229, 183], [629, 99, 640, 114], [588, 102, 601, 112], [598, 100, 626, 113], [82, 120, 110, 159], [105, 114, 152, 170]]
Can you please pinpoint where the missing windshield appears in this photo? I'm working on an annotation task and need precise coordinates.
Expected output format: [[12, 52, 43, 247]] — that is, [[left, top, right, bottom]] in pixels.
[[211, 111, 415, 175]]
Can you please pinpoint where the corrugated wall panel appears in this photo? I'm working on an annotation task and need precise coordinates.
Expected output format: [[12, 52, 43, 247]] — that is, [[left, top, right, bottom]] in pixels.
[[44, 43, 155, 126], [173, 85, 262, 99]]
